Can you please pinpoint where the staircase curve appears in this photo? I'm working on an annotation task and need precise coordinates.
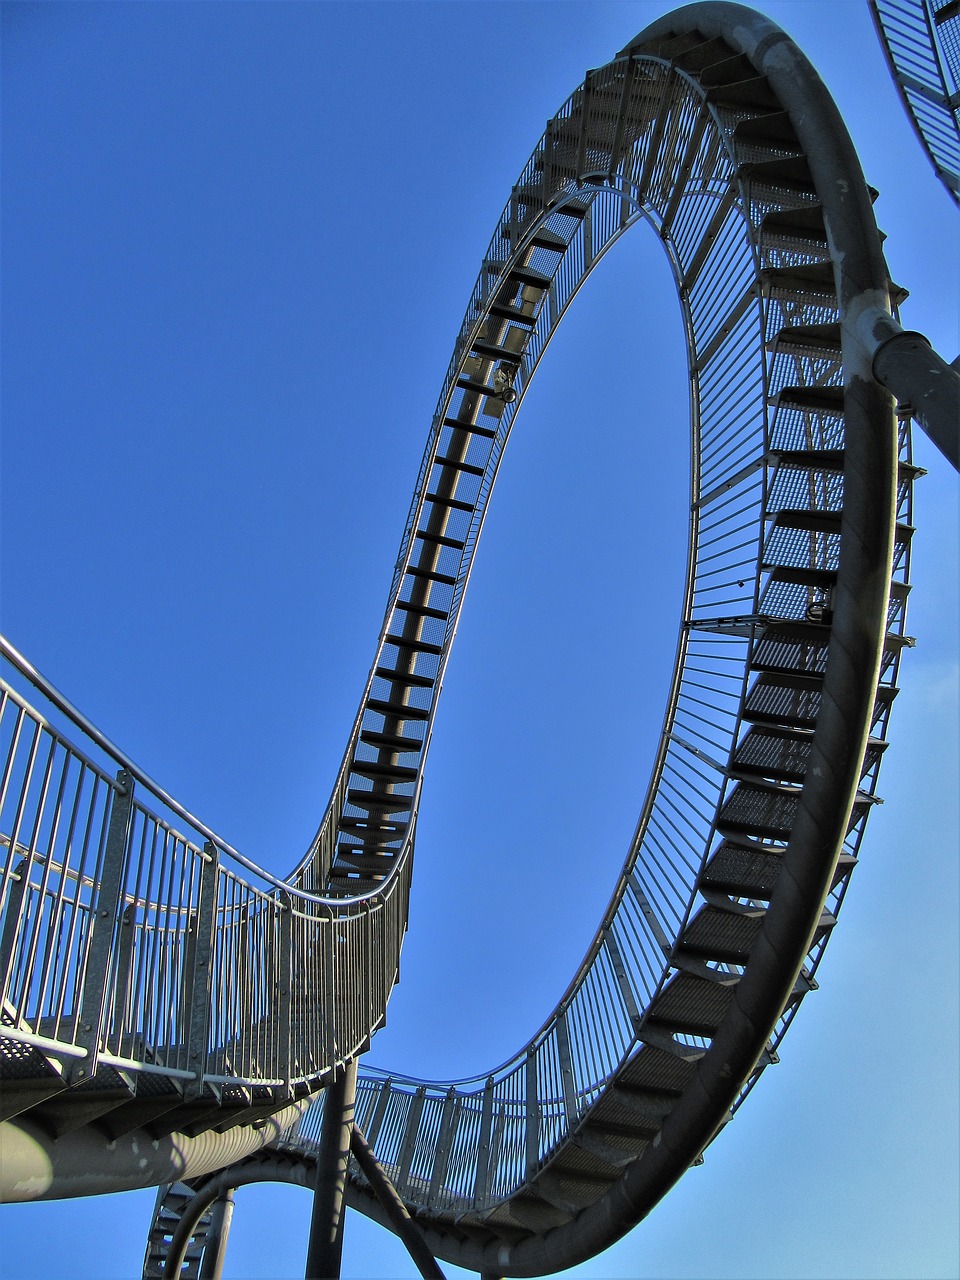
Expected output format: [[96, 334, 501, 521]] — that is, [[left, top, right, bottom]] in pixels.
[[2, 4, 954, 1276], [870, 0, 960, 206]]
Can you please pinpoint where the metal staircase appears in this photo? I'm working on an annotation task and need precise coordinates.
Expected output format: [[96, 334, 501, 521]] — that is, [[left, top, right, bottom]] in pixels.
[[3, 4, 957, 1277]]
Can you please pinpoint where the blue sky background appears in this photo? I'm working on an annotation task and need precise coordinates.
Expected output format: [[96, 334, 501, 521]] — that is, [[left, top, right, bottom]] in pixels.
[[1, 2, 957, 1278]]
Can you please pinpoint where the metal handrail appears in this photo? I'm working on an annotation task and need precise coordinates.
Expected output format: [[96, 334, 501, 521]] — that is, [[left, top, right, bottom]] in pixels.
[[0, 637, 396, 905]]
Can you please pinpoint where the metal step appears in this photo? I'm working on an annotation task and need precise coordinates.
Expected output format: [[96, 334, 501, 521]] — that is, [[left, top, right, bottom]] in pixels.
[[145, 1086, 223, 1141], [391, 599, 449, 621], [359, 729, 423, 752], [660, 33, 732, 73], [773, 384, 845, 415], [29, 1066, 135, 1138], [345, 790, 414, 815], [442, 414, 498, 439], [349, 760, 419, 783], [498, 224, 568, 253], [706, 74, 781, 111], [404, 564, 458, 586], [494, 1189, 570, 1232], [432, 454, 485, 477], [717, 779, 803, 840], [596, 1083, 675, 1132], [574, 1120, 647, 1169], [761, 261, 837, 296], [769, 323, 841, 356], [616, 1042, 700, 1094], [0, 1040, 68, 1122], [334, 851, 395, 875], [364, 698, 430, 722], [373, 667, 434, 690], [700, 839, 857, 900], [679, 904, 765, 963], [739, 154, 816, 192], [646, 970, 737, 1036], [410, 532, 465, 556], [423, 490, 475, 514], [762, 204, 828, 244], [97, 1076, 185, 1141], [535, 1163, 617, 1214], [734, 110, 799, 147]]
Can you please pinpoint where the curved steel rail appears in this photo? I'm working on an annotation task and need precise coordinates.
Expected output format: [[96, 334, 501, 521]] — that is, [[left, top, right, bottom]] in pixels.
[[870, 0, 960, 204], [1, 2, 946, 1274]]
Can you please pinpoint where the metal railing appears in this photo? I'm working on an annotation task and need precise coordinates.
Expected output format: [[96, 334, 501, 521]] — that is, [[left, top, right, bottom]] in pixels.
[[0, 640, 410, 1093], [5, 17, 916, 1271], [871, 0, 960, 201], [271, 43, 913, 1223]]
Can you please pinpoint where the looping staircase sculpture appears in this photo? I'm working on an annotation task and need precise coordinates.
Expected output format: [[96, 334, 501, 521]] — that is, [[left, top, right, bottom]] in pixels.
[[2, 4, 957, 1277]]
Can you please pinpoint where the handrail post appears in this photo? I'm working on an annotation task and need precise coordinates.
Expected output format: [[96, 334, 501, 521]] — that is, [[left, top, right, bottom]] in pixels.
[[182, 841, 219, 1097], [472, 1076, 495, 1210], [305, 1057, 358, 1280], [525, 1047, 539, 1181], [278, 892, 293, 1094], [0, 854, 32, 1007], [69, 768, 134, 1083]]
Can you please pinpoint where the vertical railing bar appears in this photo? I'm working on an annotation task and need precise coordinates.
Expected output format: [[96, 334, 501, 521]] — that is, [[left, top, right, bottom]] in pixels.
[[139, 821, 163, 1059], [68, 769, 134, 1082], [46, 754, 89, 1031], [525, 1047, 539, 1180], [366, 1077, 392, 1149], [427, 1086, 459, 1210], [396, 1085, 426, 1193], [555, 1007, 578, 1133], [27, 740, 71, 1025], [472, 1076, 495, 1209], [182, 842, 218, 1096]]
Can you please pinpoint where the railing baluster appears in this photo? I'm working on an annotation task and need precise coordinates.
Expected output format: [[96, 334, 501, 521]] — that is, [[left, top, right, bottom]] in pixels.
[[472, 1076, 495, 1209], [69, 768, 133, 1083], [524, 1047, 540, 1180], [182, 841, 219, 1097]]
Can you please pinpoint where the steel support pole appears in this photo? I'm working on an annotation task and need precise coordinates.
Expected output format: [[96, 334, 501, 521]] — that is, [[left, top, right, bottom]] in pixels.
[[305, 1059, 358, 1280], [348, 1123, 446, 1280], [198, 1190, 235, 1280], [871, 326, 960, 471]]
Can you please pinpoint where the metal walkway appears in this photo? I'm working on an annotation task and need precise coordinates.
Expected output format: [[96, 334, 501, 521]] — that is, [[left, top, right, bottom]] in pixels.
[[2, 4, 958, 1277]]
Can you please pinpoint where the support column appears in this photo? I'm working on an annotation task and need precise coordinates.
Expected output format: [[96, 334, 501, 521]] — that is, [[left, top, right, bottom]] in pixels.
[[198, 1190, 235, 1280], [349, 1123, 446, 1280], [305, 1059, 358, 1280]]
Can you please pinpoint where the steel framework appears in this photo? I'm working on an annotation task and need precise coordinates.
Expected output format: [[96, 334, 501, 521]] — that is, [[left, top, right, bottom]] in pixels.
[[2, 4, 958, 1278], [870, 0, 960, 204]]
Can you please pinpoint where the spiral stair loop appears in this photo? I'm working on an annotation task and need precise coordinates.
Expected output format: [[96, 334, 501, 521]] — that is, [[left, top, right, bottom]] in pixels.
[[137, 6, 924, 1276], [1, 3, 948, 1277]]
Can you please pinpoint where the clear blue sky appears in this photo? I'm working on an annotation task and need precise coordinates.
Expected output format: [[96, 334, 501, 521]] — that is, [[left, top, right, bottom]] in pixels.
[[1, 3, 957, 1278]]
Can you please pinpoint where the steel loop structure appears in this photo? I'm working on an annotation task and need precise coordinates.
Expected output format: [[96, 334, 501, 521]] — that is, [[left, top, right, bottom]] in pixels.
[[2, 4, 957, 1278], [870, 0, 960, 204]]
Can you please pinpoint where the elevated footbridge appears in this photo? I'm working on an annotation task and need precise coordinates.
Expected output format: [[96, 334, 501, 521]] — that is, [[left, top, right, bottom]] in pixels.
[[2, 4, 958, 1277]]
